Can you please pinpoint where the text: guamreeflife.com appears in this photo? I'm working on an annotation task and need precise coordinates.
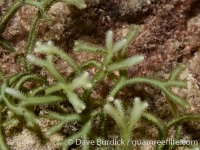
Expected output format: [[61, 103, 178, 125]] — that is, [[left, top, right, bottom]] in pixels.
[[72, 138, 198, 147]]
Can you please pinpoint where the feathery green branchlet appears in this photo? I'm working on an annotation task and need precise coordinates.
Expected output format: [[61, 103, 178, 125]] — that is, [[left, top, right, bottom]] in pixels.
[[104, 98, 148, 150], [1, 81, 40, 127], [0, 0, 21, 34], [0, 0, 86, 70], [27, 42, 92, 113], [34, 41, 81, 73], [120, 25, 139, 58], [74, 41, 106, 54], [108, 65, 189, 109], [6, 87, 64, 106], [74, 30, 144, 86]]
